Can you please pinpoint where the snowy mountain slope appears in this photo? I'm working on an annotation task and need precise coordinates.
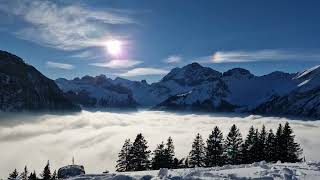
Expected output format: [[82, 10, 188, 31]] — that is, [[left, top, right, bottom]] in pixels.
[[253, 65, 320, 118], [66, 161, 320, 180], [55, 75, 137, 108], [56, 62, 320, 118], [0, 50, 80, 112]]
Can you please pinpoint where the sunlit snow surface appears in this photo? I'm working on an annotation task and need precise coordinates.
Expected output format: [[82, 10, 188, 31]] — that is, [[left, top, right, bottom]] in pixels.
[[0, 110, 320, 178]]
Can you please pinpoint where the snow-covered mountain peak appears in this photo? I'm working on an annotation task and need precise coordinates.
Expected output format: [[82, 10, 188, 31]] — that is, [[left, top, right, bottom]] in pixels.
[[161, 62, 222, 85], [223, 68, 254, 79]]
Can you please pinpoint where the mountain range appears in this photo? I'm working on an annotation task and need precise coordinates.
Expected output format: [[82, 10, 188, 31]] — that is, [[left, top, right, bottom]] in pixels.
[[1, 50, 320, 119]]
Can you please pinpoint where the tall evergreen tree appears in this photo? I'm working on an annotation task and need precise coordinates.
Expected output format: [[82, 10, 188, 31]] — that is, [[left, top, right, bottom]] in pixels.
[[282, 122, 303, 162], [265, 129, 276, 162], [116, 139, 133, 172], [189, 133, 206, 167], [8, 169, 19, 180], [40, 161, 51, 180], [19, 166, 29, 180], [164, 137, 175, 168], [205, 126, 225, 167], [28, 171, 37, 180], [151, 142, 167, 170], [129, 133, 151, 171], [241, 126, 256, 164], [225, 124, 243, 165], [257, 125, 267, 161], [275, 124, 284, 162]]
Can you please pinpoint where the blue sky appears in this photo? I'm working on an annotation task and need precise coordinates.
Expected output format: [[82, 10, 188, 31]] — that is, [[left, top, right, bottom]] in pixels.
[[1, 0, 320, 82]]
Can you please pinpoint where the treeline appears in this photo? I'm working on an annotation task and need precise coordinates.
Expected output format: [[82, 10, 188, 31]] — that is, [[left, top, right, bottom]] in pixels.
[[116, 122, 303, 171], [8, 161, 56, 180]]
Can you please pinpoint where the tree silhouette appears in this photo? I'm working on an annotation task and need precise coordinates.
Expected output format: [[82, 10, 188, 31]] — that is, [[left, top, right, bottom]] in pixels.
[[116, 139, 132, 172], [129, 133, 151, 171], [8, 169, 19, 180], [205, 126, 225, 166], [225, 124, 243, 164], [189, 133, 206, 167], [40, 161, 51, 180]]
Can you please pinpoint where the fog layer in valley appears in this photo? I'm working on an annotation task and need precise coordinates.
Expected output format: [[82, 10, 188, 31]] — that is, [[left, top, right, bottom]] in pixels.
[[0, 111, 320, 177]]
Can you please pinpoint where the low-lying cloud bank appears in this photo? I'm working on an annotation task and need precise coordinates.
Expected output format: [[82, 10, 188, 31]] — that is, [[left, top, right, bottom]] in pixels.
[[0, 111, 319, 177]]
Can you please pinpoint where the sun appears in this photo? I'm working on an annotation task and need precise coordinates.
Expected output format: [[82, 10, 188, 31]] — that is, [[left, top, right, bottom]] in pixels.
[[105, 40, 122, 56]]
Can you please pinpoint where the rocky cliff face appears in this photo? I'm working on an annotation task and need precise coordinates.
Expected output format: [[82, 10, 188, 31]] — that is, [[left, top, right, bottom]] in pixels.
[[0, 50, 80, 112]]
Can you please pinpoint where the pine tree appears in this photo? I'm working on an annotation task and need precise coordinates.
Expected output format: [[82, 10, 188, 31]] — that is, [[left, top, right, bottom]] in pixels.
[[8, 169, 19, 180], [164, 137, 175, 168], [265, 129, 276, 162], [28, 171, 37, 180], [225, 124, 243, 165], [275, 124, 284, 162], [241, 126, 256, 164], [282, 122, 303, 162], [151, 142, 167, 170], [116, 139, 133, 172], [129, 133, 151, 171], [41, 161, 51, 180], [189, 133, 206, 167], [205, 126, 225, 167], [20, 166, 29, 180], [257, 125, 267, 161]]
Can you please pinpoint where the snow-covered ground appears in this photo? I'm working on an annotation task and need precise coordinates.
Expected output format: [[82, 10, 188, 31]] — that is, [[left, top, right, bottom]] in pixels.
[[68, 161, 320, 180]]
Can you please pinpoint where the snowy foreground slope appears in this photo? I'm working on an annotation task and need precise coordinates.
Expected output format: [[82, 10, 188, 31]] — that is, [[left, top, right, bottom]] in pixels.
[[67, 161, 320, 180]]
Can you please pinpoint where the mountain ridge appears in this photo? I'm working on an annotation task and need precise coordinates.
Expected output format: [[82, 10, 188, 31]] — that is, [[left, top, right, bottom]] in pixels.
[[56, 62, 320, 118]]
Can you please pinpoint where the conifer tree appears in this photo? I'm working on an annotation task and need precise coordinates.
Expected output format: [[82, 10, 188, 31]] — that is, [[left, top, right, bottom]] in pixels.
[[241, 126, 256, 164], [116, 139, 132, 172], [205, 126, 225, 167], [40, 161, 51, 180], [129, 133, 151, 171], [265, 129, 276, 162], [151, 142, 167, 170], [257, 125, 267, 161], [28, 171, 37, 180], [275, 124, 284, 162], [20, 166, 29, 180], [8, 169, 19, 180], [189, 133, 206, 167], [225, 124, 243, 165], [282, 122, 303, 162], [164, 137, 175, 168]]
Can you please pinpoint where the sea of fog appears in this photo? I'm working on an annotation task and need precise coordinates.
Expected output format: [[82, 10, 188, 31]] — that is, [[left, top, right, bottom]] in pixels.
[[0, 110, 320, 177]]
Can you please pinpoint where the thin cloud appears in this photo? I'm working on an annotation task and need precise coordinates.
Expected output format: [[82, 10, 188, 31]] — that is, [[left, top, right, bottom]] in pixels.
[[71, 50, 102, 60], [90, 59, 141, 69], [164, 55, 182, 64], [209, 50, 320, 63], [116, 67, 169, 77], [0, 0, 135, 51], [46, 61, 74, 70]]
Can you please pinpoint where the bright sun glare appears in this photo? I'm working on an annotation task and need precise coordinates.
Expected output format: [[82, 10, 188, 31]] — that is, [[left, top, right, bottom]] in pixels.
[[105, 40, 122, 56]]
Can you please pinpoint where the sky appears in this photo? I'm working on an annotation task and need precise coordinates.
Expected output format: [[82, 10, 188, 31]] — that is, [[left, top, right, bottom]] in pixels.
[[1, 0, 320, 82]]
